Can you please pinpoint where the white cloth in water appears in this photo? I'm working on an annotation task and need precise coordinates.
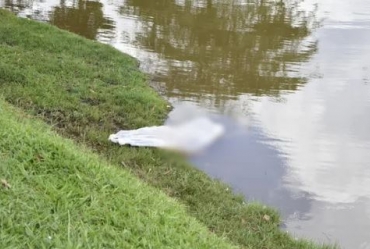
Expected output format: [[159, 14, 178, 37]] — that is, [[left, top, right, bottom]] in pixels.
[[108, 117, 224, 153]]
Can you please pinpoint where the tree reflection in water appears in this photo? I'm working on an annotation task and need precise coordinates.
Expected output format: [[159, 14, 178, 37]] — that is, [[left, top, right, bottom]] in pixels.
[[50, 0, 114, 40], [119, 0, 318, 104]]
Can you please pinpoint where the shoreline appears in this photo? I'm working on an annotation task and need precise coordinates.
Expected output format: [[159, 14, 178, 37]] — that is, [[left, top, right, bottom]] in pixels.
[[0, 98, 237, 248], [0, 9, 335, 249]]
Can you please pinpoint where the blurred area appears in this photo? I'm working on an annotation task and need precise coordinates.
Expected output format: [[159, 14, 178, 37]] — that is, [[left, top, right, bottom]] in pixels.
[[109, 107, 225, 154]]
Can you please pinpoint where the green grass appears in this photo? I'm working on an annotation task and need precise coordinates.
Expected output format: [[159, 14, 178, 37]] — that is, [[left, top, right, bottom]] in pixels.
[[0, 9, 336, 249], [0, 99, 236, 248]]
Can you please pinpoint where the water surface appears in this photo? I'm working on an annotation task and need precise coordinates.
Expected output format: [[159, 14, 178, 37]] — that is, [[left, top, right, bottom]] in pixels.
[[2, 0, 370, 248]]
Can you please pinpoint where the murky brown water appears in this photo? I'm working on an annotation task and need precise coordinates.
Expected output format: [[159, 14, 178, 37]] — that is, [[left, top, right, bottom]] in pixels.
[[2, 0, 370, 248]]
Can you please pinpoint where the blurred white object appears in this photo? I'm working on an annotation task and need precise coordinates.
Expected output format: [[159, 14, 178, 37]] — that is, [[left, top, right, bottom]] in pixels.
[[109, 117, 224, 153]]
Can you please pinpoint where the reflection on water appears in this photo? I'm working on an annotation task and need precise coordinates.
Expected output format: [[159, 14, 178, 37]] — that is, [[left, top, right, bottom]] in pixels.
[[2, 0, 370, 248], [50, 0, 114, 40], [118, 0, 317, 100]]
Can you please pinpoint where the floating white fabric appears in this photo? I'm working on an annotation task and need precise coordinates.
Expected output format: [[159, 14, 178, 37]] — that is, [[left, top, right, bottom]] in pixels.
[[109, 117, 224, 153]]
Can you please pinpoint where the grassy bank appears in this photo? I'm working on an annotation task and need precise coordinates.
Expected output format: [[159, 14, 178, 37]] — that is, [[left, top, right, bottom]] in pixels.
[[0, 9, 335, 249], [0, 99, 236, 248]]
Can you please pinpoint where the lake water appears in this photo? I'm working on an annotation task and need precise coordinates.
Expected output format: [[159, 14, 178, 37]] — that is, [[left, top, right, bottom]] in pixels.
[[1, 0, 370, 248]]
